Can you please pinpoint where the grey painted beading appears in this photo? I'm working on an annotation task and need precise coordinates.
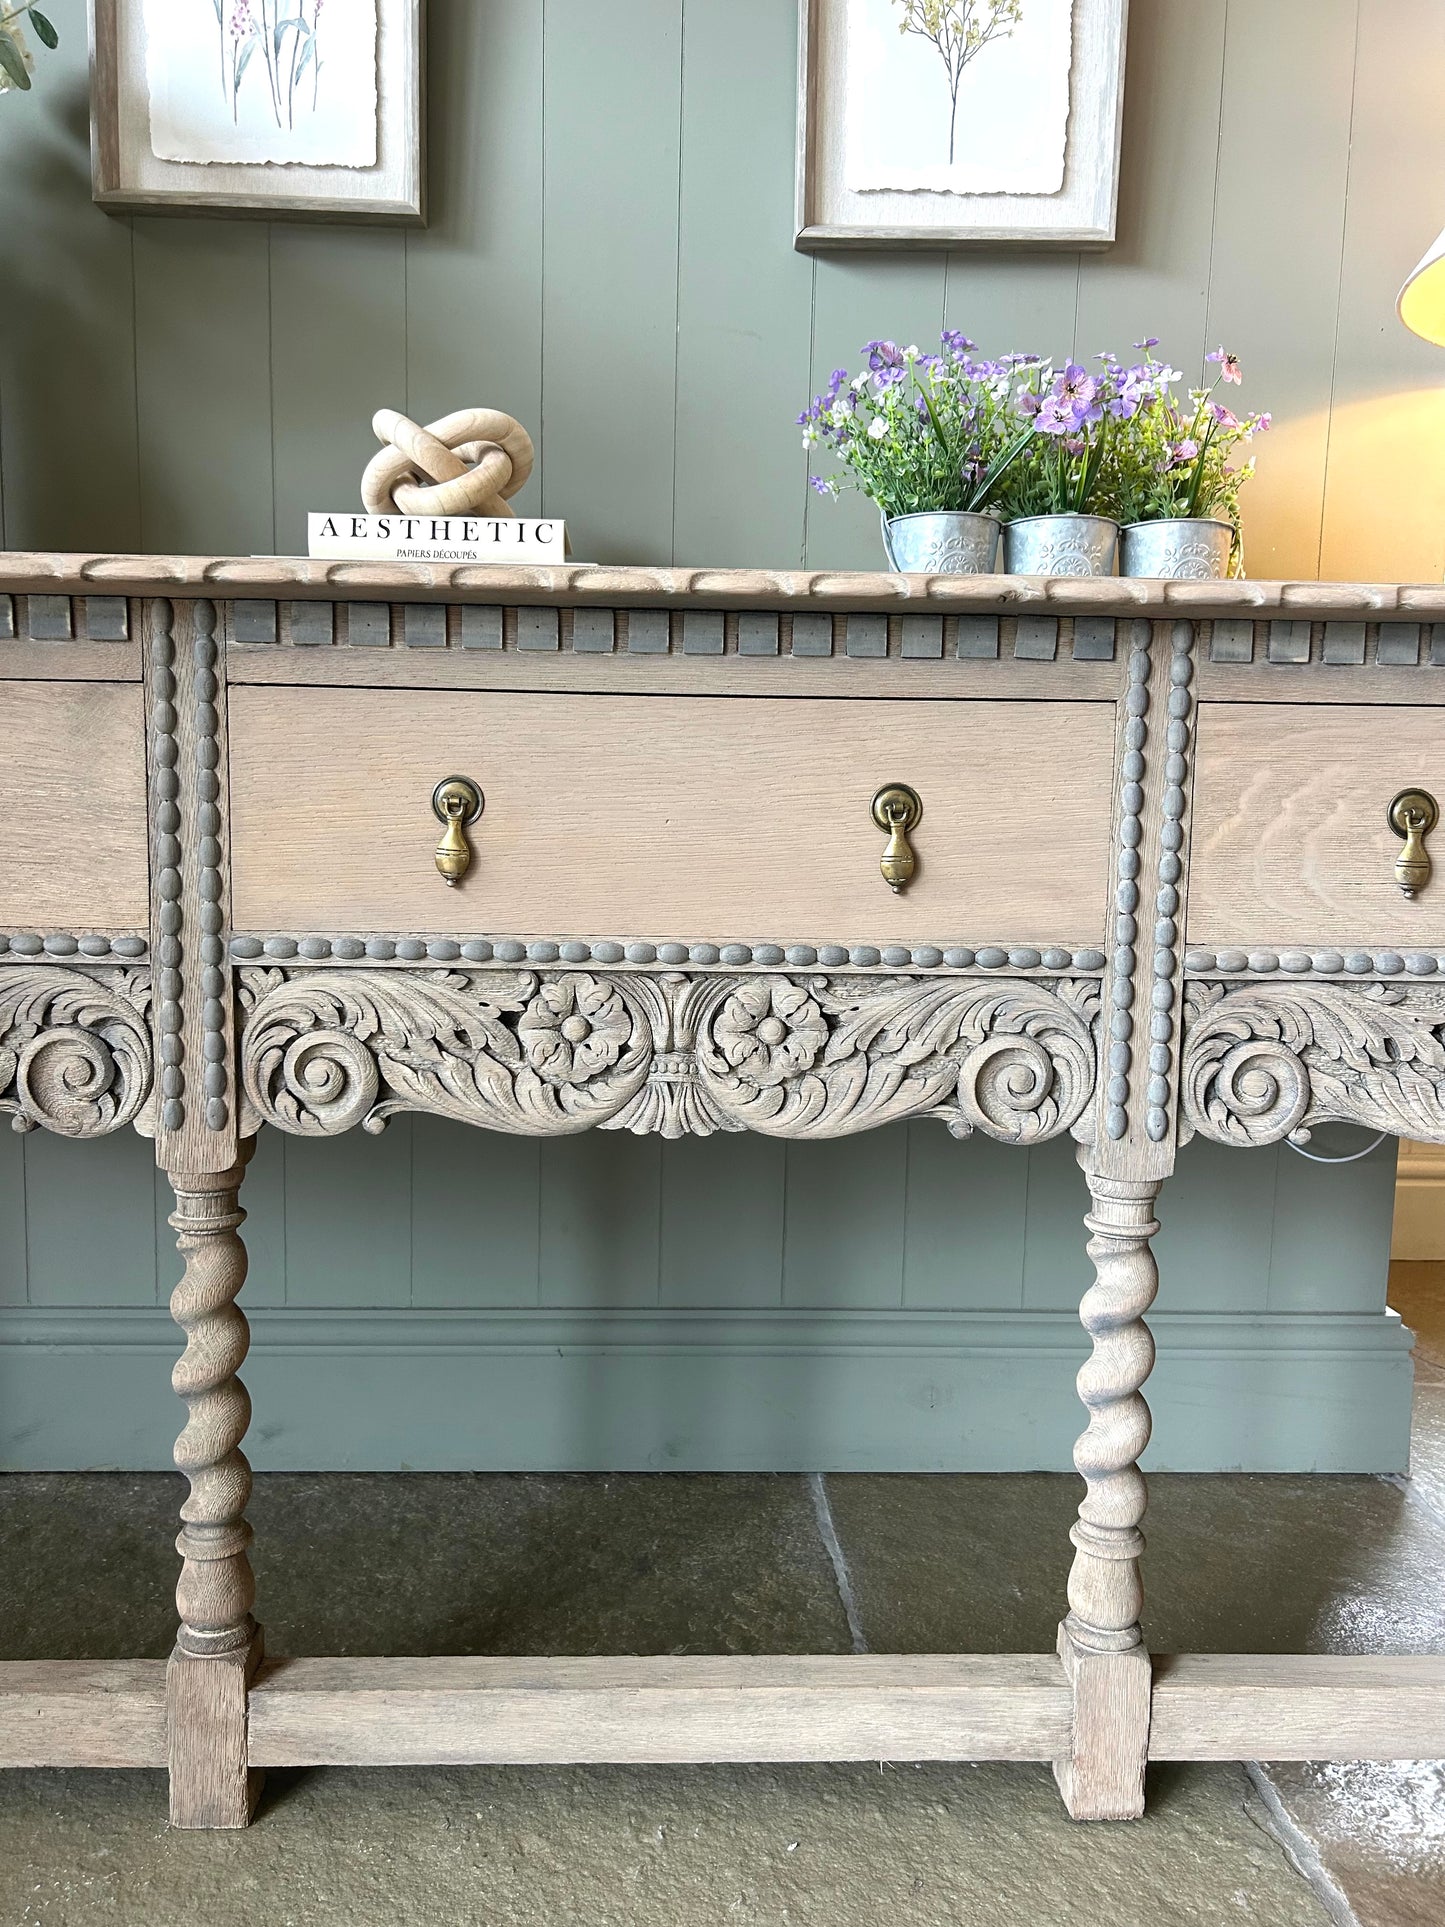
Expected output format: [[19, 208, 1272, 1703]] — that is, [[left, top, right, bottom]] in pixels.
[[227, 932, 1109, 973]]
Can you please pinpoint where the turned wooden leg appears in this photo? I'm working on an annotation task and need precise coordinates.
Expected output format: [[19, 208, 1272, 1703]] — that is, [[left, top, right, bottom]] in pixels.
[[1054, 1158, 1160, 1821], [166, 1145, 263, 1829]]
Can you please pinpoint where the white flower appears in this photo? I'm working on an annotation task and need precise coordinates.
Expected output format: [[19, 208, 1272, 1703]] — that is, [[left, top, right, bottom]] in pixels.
[[867, 416, 889, 441]]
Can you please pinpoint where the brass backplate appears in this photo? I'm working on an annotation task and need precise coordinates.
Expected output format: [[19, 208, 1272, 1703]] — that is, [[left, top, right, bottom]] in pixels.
[[871, 783, 923, 835], [432, 776, 484, 827]]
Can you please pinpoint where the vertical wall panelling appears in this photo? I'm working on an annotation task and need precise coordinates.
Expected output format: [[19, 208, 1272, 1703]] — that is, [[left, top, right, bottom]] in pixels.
[[406, 1, 546, 509], [22, 1129, 156, 1308], [1320, 0, 1445, 584], [541, 0, 684, 564], [1075, 0, 1227, 386], [1151, 1137, 1281, 1316], [409, 1117, 542, 1309], [1204, 0, 1358, 579], [539, 1133, 662, 1308], [659, 1136, 786, 1309], [901, 1126, 1028, 1311], [0, 1131, 26, 1306], [803, 254, 948, 569], [0, 0, 140, 551], [1266, 1134, 1400, 1314], [671, 0, 816, 566], [133, 220, 275, 555], [269, 227, 408, 553], [943, 255, 1080, 372], [282, 1123, 414, 1309], [783, 1128, 908, 1309]]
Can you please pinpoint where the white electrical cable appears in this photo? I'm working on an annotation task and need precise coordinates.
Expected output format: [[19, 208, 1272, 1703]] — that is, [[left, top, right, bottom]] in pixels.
[[1286, 1132, 1388, 1164]]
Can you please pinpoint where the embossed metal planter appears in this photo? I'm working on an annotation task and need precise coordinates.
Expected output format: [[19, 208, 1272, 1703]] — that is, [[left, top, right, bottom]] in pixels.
[[1121, 518, 1233, 580], [1004, 514, 1119, 577], [881, 510, 1001, 575]]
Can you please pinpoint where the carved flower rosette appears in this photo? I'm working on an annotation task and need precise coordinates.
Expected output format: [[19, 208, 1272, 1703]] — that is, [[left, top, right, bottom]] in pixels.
[[238, 967, 1101, 1145]]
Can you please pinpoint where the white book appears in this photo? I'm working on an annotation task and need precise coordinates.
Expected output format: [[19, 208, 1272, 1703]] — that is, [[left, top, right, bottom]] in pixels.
[[308, 513, 566, 565]]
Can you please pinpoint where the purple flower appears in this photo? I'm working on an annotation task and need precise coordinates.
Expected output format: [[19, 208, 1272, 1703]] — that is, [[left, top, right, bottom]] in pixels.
[[1209, 403, 1239, 429], [941, 329, 977, 358], [1016, 389, 1042, 420], [865, 340, 907, 386], [1134, 336, 1160, 350], [809, 475, 833, 495], [1168, 438, 1199, 466], [1035, 396, 1077, 436]]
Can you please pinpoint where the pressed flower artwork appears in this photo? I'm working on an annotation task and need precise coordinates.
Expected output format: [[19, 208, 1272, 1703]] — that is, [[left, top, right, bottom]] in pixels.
[[845, 0, 1072, 195], [144, 0, 379, 168]]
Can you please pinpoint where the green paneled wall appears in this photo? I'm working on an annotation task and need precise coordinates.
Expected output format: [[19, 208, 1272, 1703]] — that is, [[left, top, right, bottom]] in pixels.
[[0, 0, 1436, 1471]]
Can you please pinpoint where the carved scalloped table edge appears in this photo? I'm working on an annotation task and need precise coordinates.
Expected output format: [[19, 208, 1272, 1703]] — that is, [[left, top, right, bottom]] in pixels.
[[1180, 977, 1445, 1148], [0, 966, 155, 1139], [236, 965, 1102, 1145]]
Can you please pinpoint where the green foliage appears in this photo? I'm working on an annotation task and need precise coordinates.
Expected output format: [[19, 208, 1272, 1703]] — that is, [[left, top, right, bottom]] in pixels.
[[0, 3, 59, 94]]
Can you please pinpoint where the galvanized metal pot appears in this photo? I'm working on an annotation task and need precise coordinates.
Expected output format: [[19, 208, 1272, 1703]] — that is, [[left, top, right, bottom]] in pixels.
[[882, 510, 1001, 575], [1004, 513, 1119, 577], [1121, 517, 1233, 579]]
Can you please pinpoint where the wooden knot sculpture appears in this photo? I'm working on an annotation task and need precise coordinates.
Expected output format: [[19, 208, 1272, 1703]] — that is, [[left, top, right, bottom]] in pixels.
[[360, 407, 535, 519]]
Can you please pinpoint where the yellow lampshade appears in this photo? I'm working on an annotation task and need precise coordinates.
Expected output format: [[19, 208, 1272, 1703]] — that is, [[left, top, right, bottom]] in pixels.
[[1400, 225, 1445, 345]]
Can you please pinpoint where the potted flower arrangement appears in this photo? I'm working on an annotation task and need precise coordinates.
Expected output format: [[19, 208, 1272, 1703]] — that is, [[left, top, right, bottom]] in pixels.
[[1104, 345, 1271, 578], [994, 351, 1178, 575], [800, 334, 1038, 574], [0, 2, 58, 90]]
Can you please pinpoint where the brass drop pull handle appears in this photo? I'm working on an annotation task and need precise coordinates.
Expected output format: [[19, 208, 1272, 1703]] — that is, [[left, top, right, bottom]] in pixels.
[[432, 776, 484, 887], [1388, 787, 1439, 898], [871, 783, 923, 894]]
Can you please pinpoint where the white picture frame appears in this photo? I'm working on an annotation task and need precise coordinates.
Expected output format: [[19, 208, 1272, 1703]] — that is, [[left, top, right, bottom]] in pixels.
[[89, 0, 425, 226], [795, 0, 1128, 249]]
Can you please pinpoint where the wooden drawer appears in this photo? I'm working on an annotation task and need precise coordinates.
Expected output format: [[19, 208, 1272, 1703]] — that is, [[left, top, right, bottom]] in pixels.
[[229, 689, 1114, 946], [0, 682, 148, 930], [1192, 704, 1445, 945]]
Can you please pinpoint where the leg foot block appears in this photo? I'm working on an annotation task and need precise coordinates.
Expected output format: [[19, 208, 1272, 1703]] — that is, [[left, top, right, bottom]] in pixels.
[[167, 1627, 264, 1829], [1052, 1621, 1151, 1821]]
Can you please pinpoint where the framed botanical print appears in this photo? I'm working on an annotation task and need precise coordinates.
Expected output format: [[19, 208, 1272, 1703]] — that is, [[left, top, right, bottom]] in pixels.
[[795, 0, 1127, 249], [89, 0, 425, 224]]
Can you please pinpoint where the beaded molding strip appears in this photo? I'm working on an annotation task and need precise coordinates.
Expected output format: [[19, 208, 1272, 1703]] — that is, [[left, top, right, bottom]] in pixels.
[[1185, 945, 1445, 978], [0, 932, 149, 960], [228, 932, 1110, 972]]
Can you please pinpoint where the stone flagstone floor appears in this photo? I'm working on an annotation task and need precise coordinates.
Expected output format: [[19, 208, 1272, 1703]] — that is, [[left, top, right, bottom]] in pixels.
[[2, 1266, 1445, 1924]]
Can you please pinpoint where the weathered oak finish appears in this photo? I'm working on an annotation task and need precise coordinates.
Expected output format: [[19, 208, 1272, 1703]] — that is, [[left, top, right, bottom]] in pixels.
[[1192, 703, 1445, 944], [6, 556, 1445, 1828], [228, 690, 1115, 943], [0, 1661, 167, 1767], [248, 1654, 1072, 1766], [0, 681, 148, 929]]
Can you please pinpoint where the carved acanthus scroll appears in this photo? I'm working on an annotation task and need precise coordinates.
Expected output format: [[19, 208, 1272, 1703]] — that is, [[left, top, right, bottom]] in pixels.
[[0, 966, 153, 1137], [1181, 980, 1445, 1146], [237, 967, 1100, 1144]]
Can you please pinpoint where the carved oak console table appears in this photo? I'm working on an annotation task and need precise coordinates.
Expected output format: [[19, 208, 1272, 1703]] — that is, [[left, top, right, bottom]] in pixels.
[[3, 552, 1445, 1828]]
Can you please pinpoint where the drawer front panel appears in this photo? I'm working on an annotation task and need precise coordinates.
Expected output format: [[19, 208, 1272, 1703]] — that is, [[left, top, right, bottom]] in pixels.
[[1192, 704, 1445, 945], [0, 682, 149, 929], [229, 690, 1114, 945]]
